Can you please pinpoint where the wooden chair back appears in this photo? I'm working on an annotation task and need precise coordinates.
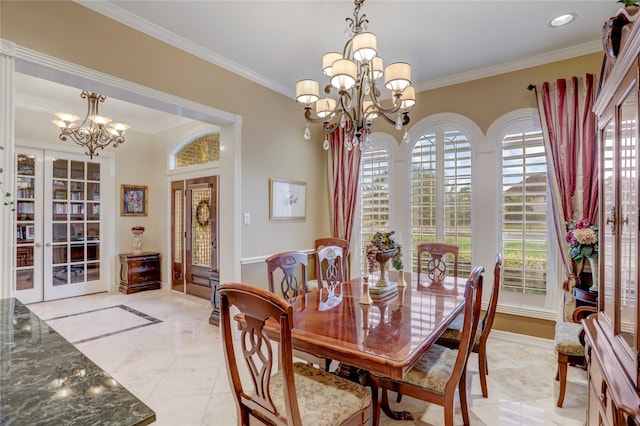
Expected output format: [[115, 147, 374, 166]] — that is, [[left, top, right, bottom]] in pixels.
[[266, 251, 308, 299], [479, 253, 502, 346], [315, 237, 350, 279], [218, 283, 302, 425], [417, 242, 459, 283], [447, 265, 484, 394], [315, 245, 346, 289]]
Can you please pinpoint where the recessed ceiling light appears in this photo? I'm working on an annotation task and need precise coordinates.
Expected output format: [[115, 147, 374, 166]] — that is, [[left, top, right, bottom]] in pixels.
[[550, 13, 576, 27]]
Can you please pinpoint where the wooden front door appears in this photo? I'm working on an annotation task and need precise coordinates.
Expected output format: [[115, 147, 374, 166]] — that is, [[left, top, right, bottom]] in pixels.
[[170, 176, 218, 298]]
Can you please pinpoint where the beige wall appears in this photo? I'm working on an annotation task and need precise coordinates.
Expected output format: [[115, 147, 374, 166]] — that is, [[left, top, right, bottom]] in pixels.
[[2, 1, 605, 339]]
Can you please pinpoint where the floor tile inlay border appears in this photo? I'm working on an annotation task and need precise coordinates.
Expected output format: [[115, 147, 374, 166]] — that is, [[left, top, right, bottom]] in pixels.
[[44, 305, 163, 344]]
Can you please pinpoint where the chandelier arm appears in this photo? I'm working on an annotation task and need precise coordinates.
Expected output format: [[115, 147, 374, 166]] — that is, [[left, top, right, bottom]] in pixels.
[[304, 107, 337, 124]]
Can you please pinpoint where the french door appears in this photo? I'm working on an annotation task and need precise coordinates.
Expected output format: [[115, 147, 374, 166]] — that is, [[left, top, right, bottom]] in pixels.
[[14, 148, 107, 303], [171, 176, 218, 298]]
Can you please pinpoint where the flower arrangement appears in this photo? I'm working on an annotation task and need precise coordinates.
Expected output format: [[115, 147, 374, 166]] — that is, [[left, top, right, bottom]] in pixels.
[[565, 219, 598, 263], [366, 231, 403, 273]]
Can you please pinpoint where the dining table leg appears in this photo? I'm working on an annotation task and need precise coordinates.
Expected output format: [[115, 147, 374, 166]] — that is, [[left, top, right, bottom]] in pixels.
[[380, 389, 414, 421]]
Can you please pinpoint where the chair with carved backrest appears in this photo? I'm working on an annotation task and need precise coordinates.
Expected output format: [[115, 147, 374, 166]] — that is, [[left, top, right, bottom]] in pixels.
[[368, 266, 484, 426], [417, 242, 459, 285], [437, 253, 502, 398], [266, 251, 309, 299], [266, 251, 329, 370], [315, 245, 346, 290], [315, 237, 350, 280], [218, 283, 372, 426]]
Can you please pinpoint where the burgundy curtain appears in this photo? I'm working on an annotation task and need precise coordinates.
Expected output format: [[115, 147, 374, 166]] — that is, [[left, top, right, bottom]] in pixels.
[[327, 123, 362, 254], [533, 74, 598, 320]]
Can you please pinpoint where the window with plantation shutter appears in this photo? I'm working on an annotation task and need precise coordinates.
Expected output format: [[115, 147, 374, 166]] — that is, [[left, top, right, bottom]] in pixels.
[[501, 130, 548, 295], [360, 147, 390, 274], [410, 125, 472, 276]]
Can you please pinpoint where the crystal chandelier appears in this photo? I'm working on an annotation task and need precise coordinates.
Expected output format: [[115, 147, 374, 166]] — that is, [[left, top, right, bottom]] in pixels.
[[295, 0, 415, 151], [52, 90, 130, 159]]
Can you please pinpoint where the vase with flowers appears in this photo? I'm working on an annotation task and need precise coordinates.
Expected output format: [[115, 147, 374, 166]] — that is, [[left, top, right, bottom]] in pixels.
[[366, 231, 403, 294], [131, 226, 145, 254], [566, 219, 598, 291]]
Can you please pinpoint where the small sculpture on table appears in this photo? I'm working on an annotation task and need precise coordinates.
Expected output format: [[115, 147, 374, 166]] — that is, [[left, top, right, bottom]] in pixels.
[[365, 231, 403, 298], [131, 226, 145, 254]]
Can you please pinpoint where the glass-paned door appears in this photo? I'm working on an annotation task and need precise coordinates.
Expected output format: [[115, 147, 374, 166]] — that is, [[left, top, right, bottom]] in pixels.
[[14, 150, 43, 304], [170, 176, 218, 299], [14, 149, 107, 303]]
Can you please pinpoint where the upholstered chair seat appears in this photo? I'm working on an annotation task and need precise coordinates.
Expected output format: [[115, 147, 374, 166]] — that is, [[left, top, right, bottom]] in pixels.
[[555, 322, 585, 356], [256, 362, 371, 426], [554, 306, 596, 408], [401, 344, 458, 394]]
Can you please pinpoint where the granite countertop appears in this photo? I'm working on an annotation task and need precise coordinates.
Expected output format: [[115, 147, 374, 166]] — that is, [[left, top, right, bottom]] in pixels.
[[0, 298, 155, 425]]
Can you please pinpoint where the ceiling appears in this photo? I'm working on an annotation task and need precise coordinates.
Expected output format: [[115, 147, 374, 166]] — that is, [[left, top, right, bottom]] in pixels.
[[16, 0, 625, 134]]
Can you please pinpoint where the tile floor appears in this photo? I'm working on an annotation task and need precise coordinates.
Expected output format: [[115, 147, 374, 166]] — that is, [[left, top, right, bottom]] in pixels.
[[28, 289, 588, 426]]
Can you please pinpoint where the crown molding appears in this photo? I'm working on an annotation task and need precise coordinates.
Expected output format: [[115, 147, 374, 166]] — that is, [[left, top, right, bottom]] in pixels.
[[74, 0, 290, 97], [416, 40, 603, 92]]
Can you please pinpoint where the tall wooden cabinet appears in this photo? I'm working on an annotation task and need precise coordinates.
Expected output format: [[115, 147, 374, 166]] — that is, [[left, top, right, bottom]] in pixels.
[[589, 10, 640, 425]]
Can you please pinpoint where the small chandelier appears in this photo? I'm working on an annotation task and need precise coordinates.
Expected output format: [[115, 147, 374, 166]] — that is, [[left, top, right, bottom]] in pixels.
[[295, 0, 415, 151], [52, 90, 130, 159]]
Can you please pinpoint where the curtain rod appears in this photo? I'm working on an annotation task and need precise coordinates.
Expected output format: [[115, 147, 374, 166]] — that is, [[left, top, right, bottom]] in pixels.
[[527, 84, 535, 91]]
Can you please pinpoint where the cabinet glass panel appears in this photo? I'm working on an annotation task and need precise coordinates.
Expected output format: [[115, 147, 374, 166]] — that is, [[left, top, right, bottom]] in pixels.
[[53, 223, 68, 242], [601, 115, 616, 325], [87, 182, 100, 201], [87, 223, 100, 241], [618, 87, 638, 350], [53, 180, 67, 200], [53, 202, 68, 221], [17, 154, 35, 176], [16, 176, 34, 199], [16, 201, 34, 221], [87, 263, 100, 281], [16, 270, 34, 291], [52, 245, 68, 265], [87, 243, 99, 261], [87, 203, 100, 221], [53, 159, 68, 178], [70, 203, 85, 221], [53, 266, 68, 285], [70, 181, 84, 201], [70, 264, 85, 283], [87, 162, 100, 181], [70, 161, 84, 180]]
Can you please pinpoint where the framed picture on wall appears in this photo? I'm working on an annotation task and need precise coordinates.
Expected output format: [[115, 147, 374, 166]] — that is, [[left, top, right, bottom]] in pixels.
[[269, 179, 306, 220], [121, 185, 148, 216]]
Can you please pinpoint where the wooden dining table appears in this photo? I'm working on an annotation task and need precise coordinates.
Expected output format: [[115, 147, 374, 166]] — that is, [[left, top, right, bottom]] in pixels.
[[278, 273, 468, 382]]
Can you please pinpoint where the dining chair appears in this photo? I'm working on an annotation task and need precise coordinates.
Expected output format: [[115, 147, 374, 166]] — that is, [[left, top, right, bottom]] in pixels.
[[368, 265, 484, 426], [316, 245, 346, 289], [436, 253, 502, 397], [218, 283, 372, 426], [315, 237, 350, 279], [554, 305, 597, 407], [266, 251, 309, 299], [266, 251, 330, 370], [417, 242, 459, 284]]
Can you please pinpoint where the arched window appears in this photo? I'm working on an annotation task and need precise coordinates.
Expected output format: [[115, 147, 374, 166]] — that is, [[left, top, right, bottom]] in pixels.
[[500, 125, 548, 296], [360, 145, 391, 274], [410, 123, 473, 276], [175, 132, 220, 168]]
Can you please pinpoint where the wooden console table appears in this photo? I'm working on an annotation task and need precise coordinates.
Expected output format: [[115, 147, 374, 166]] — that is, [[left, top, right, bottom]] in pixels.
[[119, 252, 161, 294]]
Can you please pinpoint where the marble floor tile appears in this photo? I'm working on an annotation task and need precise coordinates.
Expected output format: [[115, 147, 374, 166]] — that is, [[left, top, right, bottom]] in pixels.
[[28, 290, 587, 425]]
